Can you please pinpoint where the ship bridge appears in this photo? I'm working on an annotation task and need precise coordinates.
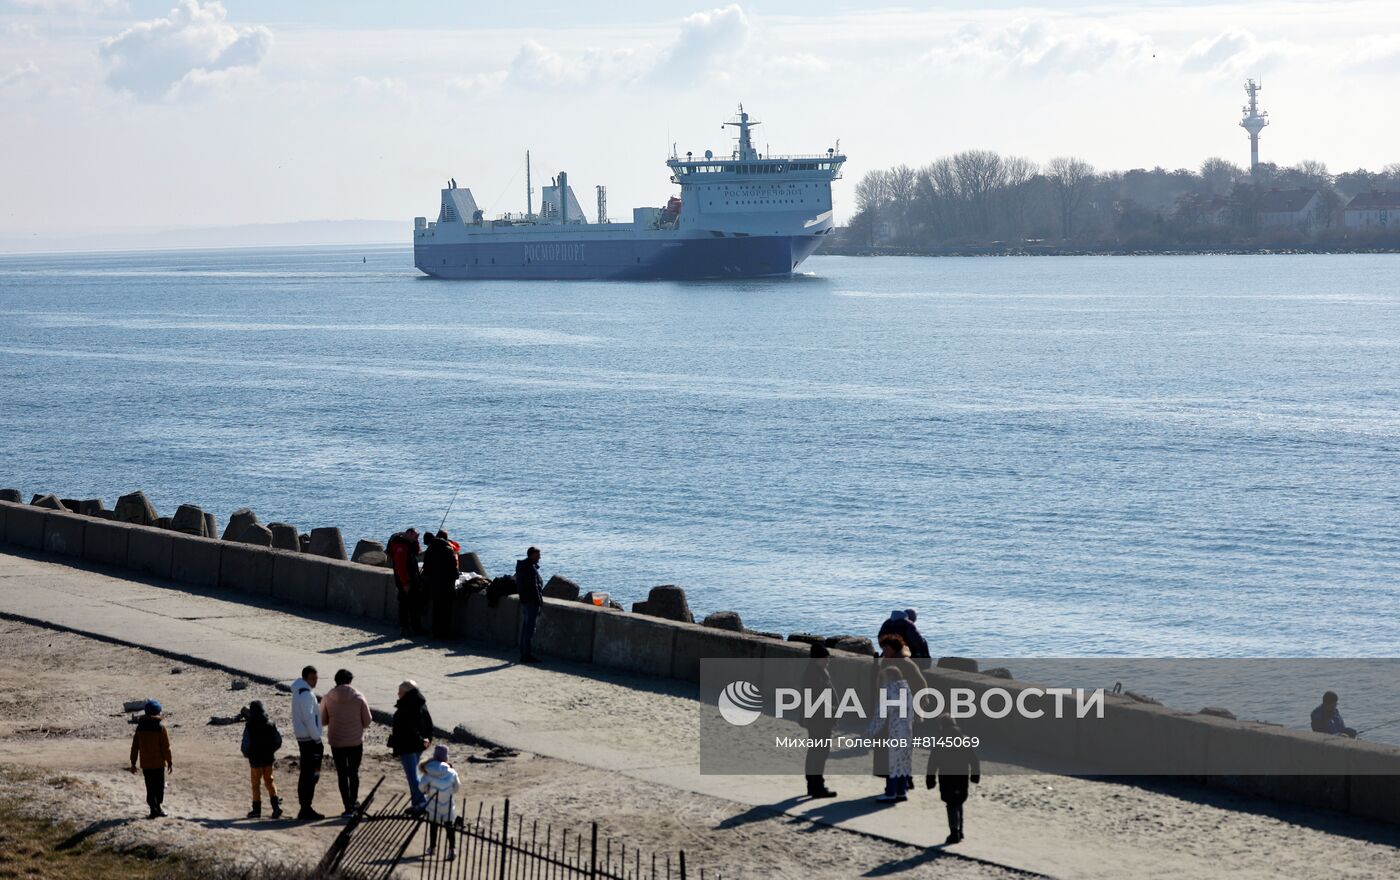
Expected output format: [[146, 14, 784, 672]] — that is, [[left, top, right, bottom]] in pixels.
[[665, 106, 843, 236]]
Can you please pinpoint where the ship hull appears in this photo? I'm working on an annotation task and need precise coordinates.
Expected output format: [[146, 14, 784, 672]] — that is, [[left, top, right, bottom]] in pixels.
[[414, 232, 825, 280]]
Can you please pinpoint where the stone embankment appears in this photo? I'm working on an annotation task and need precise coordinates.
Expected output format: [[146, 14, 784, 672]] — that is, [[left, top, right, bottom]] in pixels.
[[1, 488, 1398, 829]]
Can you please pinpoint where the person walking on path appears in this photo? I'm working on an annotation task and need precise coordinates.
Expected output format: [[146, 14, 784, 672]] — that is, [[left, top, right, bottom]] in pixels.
[[389, 680, 434, 814], [878, 609, 930, 659], [419, 744, 461, 860], [868, 663, 915, 803], [128, 699, 172, 819], [321, 668, 373, 816], [422, 530, 461, 640], [291, 665, 325, 821], [926, 715, 980, 844], [388, 528, 425, 637], [240, 700, 284, 819], [802, 643, 838, 799], [515, 546, 544, 663], [1311, 691, 1359, 738]]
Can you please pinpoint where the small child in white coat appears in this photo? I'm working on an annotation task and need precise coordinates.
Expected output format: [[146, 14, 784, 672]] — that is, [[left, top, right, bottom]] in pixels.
[[419, 744, 461, 860]]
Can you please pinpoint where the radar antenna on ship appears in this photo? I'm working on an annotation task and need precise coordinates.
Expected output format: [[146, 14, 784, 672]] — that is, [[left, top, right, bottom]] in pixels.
[[723, 103, 760, 161]]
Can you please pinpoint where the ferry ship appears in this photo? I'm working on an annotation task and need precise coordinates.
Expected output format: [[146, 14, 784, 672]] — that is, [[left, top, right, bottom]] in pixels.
[[413, 106, 844, 280]]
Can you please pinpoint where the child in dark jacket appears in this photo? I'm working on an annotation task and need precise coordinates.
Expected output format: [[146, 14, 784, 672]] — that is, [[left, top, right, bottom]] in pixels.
[[241, 700, 284, 819], [925, 715, 980, 845]]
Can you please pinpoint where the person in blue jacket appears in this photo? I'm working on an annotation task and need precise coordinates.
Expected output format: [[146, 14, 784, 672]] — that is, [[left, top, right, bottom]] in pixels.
[[1310, 691, 1357, 738]]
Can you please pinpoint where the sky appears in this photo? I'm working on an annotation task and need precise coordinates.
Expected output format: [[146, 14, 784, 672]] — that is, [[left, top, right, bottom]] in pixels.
[[2, 0, 1399, 235]]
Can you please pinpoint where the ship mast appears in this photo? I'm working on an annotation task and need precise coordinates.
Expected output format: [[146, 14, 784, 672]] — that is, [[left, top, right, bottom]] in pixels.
[[723, 104, 760, 161], [525, 150, 533, 219]]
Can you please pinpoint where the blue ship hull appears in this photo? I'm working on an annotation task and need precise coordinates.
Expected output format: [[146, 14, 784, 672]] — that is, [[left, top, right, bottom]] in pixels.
[[415, 233, 825, 280]]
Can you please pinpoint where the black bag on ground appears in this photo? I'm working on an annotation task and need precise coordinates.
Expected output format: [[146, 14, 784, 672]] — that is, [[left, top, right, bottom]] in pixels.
[[486, 575, 517, 608]]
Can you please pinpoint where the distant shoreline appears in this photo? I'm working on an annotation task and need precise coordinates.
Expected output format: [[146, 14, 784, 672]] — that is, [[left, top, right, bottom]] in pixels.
[[822, 245, 1400, 258]]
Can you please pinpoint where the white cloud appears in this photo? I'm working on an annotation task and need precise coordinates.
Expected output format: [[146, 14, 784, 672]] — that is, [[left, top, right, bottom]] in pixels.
[[0, 59, 38, 87], [445, 3, 752, 93], [1180, 28, 1291, 76], [652, 4, 749, 81], [924, 17, 1152, 76], [8, 0, 124, 11], [506, 39, 642, 90], [351, 75, 408, 99], [98, 0, 271, 101]]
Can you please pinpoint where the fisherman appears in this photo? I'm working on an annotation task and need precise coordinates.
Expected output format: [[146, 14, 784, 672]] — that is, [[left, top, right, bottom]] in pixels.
[[1310, 691, 1358, 738], [387, 528, 425, 637], [422, 529, 461, 640]]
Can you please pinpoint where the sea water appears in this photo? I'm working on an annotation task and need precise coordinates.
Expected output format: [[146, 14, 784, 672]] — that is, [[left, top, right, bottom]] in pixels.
[[2, 247, 1399, 660]]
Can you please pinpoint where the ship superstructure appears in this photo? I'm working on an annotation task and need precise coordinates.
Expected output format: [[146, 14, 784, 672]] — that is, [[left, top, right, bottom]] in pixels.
[[413, 106, 844, 280]]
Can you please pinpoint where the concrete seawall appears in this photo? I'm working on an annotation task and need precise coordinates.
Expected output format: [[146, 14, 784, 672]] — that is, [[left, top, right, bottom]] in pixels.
[[1, 497, 1397, 827]]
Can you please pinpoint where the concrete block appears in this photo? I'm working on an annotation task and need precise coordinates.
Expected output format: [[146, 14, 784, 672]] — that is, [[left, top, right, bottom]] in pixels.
[[1342, 739, 1400, 823], [5, 503, 49, 550], [460, 552, 487, 578], [170, 533, 224, 589], [269, 522, 301, 552], [239, 523, 273, 546], [41, 510, 86, 558], [219, 543, 275, 596], [672, 624, 770, 683], [59, 498, 81, 513], [534, 597, 606, 662], [223, 508, 258, 541], [326, 560, 393, 620], [0, 501, 8, 543], [32, 494, 64, 511], [542, 575, 580, 601], [115, 491, 158, 526], [127, 526, 175, 580], [593, 611, 677, 678], [203, 512, 217, 541], [171, 504, 207, 536], [0, 489, 21, 503], [455, 591, 519, 647], [351, 539, 384, 564], [308, 527, 347, 560], [272, 551, 330, 609], [82, 518, 133, 568], [702, 610, 744, 631], [79, 499, 106, 517]]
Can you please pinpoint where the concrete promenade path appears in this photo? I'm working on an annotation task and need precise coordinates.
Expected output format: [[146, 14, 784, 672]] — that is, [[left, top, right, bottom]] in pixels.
[[3, 550, 1398, 879]]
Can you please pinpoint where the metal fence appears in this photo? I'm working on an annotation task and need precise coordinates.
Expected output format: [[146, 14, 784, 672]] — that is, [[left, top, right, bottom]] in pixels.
[[317, 778, 713, 880]]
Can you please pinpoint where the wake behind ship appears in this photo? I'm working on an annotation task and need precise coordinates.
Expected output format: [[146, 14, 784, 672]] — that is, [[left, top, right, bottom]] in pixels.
[[413, 106, 844, 280]]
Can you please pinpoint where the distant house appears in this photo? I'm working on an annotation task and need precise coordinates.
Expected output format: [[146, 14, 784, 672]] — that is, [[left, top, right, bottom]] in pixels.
[[1256, 188, 1326, 232], [1343, 191, 1400, 230]]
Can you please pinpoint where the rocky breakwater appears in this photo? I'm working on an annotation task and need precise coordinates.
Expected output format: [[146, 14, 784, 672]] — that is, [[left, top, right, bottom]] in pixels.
[[3, 486, 1400, 829]]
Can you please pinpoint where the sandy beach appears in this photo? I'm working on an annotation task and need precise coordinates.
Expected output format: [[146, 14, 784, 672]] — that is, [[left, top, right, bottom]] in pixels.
[[1, 551, 1399, 878]]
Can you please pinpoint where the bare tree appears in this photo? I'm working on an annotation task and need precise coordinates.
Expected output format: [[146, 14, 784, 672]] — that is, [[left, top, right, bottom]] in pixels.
[[998, 155, 1037, 239], [1199, 157, 1243, 195], [1046, 156, 1095, 239], [953, 150, 1004, 237]]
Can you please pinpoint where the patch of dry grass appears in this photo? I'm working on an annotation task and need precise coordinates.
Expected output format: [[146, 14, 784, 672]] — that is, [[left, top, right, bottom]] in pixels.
[[0, 795, 318, 880]]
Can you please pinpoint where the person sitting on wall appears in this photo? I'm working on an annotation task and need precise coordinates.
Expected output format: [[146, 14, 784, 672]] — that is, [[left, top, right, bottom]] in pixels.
[[1310, 691, 1358, 738]]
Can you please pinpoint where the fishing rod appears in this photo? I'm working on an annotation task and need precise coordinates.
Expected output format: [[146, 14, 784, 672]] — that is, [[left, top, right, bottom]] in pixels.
[[437, 488, 460, 532], [1356, 715, 1400, 736]]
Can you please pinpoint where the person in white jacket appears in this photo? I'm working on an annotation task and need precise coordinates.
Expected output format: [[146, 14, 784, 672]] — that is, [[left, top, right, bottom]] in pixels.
[[290, 665, 324, 821], [418, 744, 461, 860]]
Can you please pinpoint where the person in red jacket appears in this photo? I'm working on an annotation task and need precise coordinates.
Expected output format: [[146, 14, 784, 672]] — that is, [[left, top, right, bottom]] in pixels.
[[387, 528, 424, 637]]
